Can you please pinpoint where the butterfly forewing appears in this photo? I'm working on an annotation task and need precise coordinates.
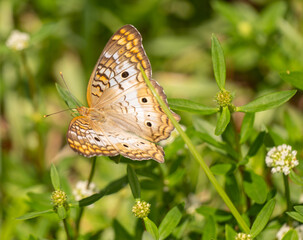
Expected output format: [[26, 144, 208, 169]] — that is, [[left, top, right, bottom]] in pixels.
[[86, 24, 151, 107]]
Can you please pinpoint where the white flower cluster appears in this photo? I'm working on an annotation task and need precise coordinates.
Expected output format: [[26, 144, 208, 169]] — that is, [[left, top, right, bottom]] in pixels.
[[235, 233, 252, 240], [265, 144, 299, 175], [6, 30, 30, 51], [73, 180, 98, 201]]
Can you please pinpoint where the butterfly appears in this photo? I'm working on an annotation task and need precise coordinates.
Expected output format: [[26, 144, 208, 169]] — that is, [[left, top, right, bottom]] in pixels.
[[67, 24, 180, 163]]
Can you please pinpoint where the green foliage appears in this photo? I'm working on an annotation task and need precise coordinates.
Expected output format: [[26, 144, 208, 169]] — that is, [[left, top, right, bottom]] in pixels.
[[168, 98, 218, 115], [127, 165, 141, 199], [282, 230, 299, 240], [287, 205, 303, 223], [212, 34, 226, 90], [251, 199, 276, 237], [280, 71, 303, 90], [50, 164, 61, 190], [243, 170, 267, 204], [2, 0, 303, 239], [237, 90, 297, 113], [215, 106, 230, 135], [16, 209, 54, 220], [158, 204, 183, 240]]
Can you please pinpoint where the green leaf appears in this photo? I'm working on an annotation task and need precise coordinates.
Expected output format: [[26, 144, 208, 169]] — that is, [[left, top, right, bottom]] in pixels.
[[284, 110, 302, 143], [166, 169, 185, 187], [243, 170, 267, 204], [294, 206, 303, 215], [251, 198, 276, 237], [113, 219, 133, 240], [127, 165, 141, 199], [159, 204, 183, 240], [16, 209, 54, 220], [286, 211, 303, 223], [173, 219, 189, 239], [50, 164, 60, 190], [211, 34, 226, 90], [225, 174, 241, 208], [237, 90, 296, 112], [240, 113, 255, 143], [258, 1, 287, 34], [168, 98, 218, 115], [245, 131, 265, 158], [282, 229, 299, 240], [57, 205, 67, 220], [280, 71, 303, 90], [268, 128, 285, 146], [225, 224, 237, 240], [56, 83, 82, 109], [210, 163, 236, 175], [212, 1, 242, 25], [215, 106, 230, 135], [202, 216, 216, 240], [289, 170, 303, 186], [144, 217, 159, 240], [79, 176, 128, 207], [196, 206, 232, 222], [195, 132, 238, 159]]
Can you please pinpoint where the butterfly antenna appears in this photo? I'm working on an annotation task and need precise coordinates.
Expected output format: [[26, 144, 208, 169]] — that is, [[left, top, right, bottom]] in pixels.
[[44, 108, 76, 118]]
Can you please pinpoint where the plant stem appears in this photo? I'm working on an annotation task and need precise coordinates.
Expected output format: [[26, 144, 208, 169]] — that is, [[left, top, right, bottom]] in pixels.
[[283, 174, 291, 212], [141, 67, 250, 233], [75, 157, 97, 239], [63, 218, 72, 240], [87, 157, 97, 187], [20, 51, 45, 176], [20, 51, 36, 106]]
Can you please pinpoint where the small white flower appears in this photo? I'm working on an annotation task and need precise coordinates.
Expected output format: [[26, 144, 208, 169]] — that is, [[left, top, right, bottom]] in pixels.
[[235, 233, 252, 240], [73, 180, 98, 202], [6, 30, 30, 51], [265, 144, 299, 175]]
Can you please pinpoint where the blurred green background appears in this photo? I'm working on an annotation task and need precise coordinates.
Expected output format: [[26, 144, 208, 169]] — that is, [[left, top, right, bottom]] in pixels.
[[1, 0, 303, 239]]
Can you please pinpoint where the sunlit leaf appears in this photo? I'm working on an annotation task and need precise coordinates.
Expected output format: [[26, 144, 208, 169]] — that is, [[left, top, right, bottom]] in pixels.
[[215, 106, 230, 135], [251, 199, 275, 237], [17, 209, 54, 220], [212, 34, 226, 90], [237, 90, 296, 112], [168, 98, 218, 115]]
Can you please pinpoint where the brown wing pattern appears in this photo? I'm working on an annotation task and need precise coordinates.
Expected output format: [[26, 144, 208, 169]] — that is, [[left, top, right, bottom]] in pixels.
[[104, 79, 180, 142], [86, 24, 151, 107], [67, 116, 119, 157], [67, 116, 165, 162]]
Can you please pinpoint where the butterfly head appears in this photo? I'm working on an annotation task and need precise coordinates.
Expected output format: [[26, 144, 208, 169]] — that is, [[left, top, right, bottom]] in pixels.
[[77, 106, 90, 116], [77, 106, 106, 122]]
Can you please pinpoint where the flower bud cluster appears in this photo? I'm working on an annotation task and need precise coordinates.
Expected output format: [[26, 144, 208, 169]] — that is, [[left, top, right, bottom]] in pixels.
[[132, 200, 151, 219]]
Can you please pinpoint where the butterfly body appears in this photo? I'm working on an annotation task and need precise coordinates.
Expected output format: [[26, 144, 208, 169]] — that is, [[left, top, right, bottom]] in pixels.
[[67, 25, 180, 163]]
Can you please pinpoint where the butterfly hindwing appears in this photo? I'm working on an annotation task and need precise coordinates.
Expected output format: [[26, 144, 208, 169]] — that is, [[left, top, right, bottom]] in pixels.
[[67, 116, 164, 162], [67, 116, 119, 157]]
